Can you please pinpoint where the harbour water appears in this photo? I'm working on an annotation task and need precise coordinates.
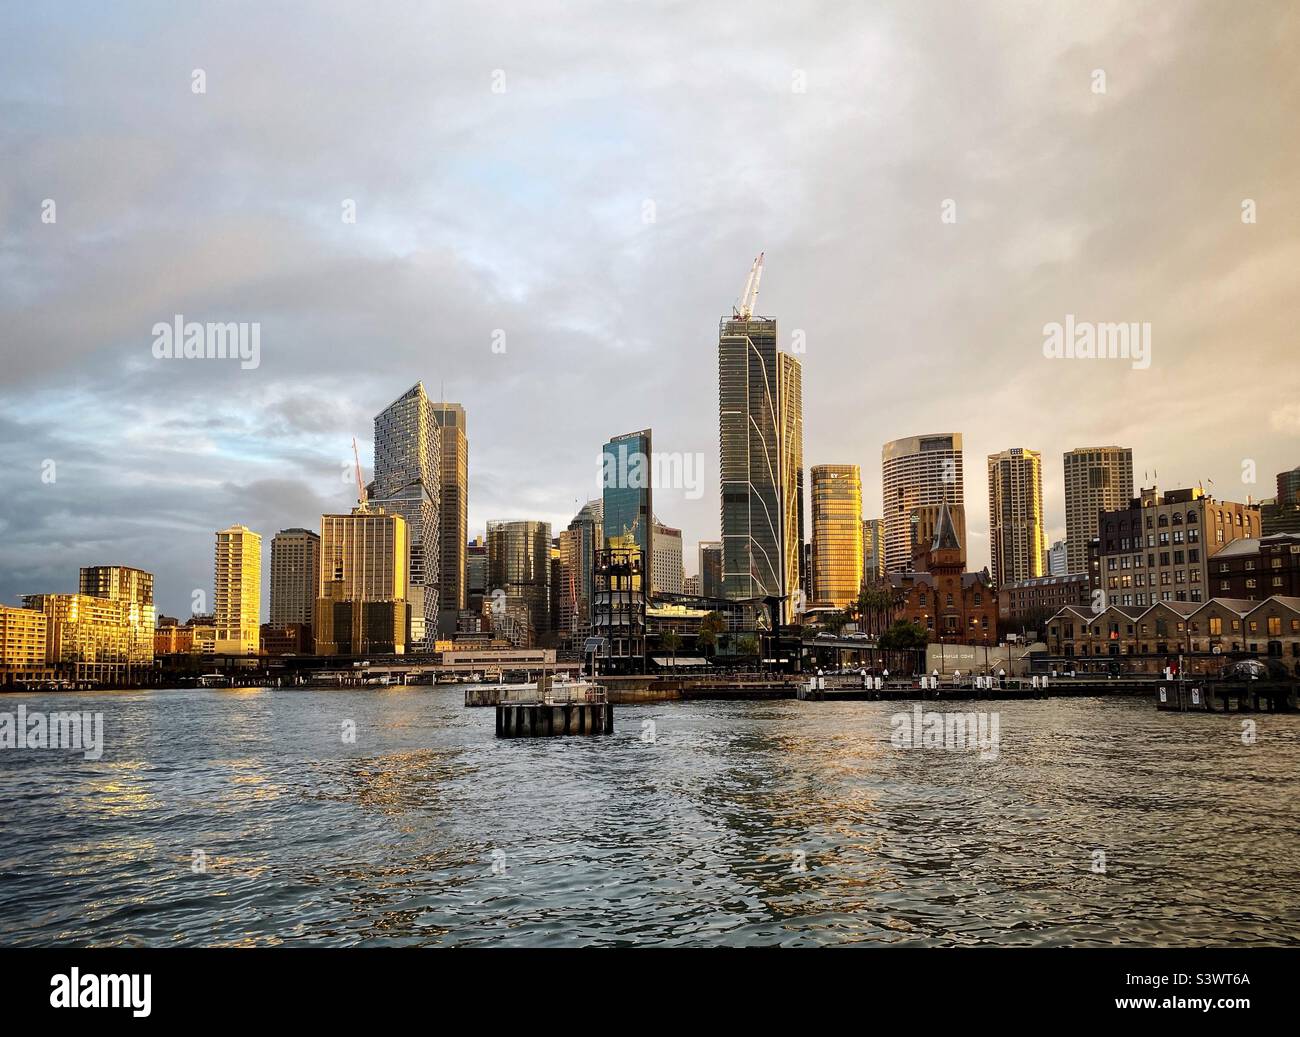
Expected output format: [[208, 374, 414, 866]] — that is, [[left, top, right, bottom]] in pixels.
[[1, 688, 1297, 946]]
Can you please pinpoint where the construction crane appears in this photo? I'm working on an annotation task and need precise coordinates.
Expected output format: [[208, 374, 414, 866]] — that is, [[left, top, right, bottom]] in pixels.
[[735, 252, 765, 319], [352, 437, 368, 510]]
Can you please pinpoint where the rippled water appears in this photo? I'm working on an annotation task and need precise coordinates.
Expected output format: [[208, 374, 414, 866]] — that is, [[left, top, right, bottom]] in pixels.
[[1, 688, 1297, 946]]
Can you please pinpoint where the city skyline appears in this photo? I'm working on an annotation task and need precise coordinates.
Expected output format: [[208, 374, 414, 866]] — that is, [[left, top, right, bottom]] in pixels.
[[3, 3, 1299, 622]]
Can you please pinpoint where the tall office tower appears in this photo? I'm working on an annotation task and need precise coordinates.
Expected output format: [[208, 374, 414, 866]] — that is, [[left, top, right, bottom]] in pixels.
[[466, 536, 488, 617], [372, 382, 440, 648], [430, 401, 468, 635], [214, 525, 262, 655], [987, 447, 1048, 587], [1063, 446, 1133, 575], [780, 353, 805, 610], [78, 565, 155, 662], [556, 528, 582, 646], [602, 429, 653, 581], [810, 465, 863, 608], [882, 434, 965, 574], [1048, 539, 1068, 576], [718, 305, 804, 622], [316, 507, 409, 655], [1261, 465, 1300, 535], [697, 541, 722, 598], [269, 529, 319, 629], [861, 519, 885, 584], [486, 520, 552, 646], [651, 520, 685, 596]]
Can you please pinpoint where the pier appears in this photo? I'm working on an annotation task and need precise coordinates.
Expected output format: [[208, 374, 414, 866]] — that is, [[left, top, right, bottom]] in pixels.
[[1154, 681, 1297, 714], [494, 675, 613, 737]]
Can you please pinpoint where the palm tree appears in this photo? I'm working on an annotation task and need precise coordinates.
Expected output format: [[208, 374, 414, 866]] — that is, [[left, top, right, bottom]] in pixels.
[[661, 630, 682, 670]]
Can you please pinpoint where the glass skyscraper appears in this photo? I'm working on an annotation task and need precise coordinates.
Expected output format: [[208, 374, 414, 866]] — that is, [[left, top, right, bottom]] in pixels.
[[431, 401, 468, 636], [718, 314, 804, 623], [372, 382, 441, 647], [810, 465, 863, 608], [602, 429, 653, 582]]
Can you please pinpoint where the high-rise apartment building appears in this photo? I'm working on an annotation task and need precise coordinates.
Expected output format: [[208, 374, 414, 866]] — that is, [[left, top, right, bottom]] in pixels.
[[372, 382, 440, 647], [466, 535, 488, 618], [269, 529, 319, 629], [78, 565, 155, 661], [486, 520, 552, 646], [214, 525, 261, 655], [1063, 446, 1133, 575], [431, 401, 468, 635], [651, 520, 684, 596], [602, 429, 653, 582], [316, 506, 409, 655], [810, 465, 863, 608], [698, 541, 722, 598], [882, 434, 965, 574], [861, 519, 885, 584], [718, 310, 804, 622], [987, 448, 1047, 587]]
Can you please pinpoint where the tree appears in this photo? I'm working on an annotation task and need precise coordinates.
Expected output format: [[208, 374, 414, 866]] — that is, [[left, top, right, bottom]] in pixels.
[[661, 630, 682, 669], [736, 634, 759, 658], [697, 611, 726, 658], [879, 620, 929, 652]]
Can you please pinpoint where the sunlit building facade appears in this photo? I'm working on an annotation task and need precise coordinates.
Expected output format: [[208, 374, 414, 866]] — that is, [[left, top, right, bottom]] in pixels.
[[987, 447, 1047, 587], [79, 564, 155, 663], [0, 604, 51, 686], [862, 518, 885, 584], [810, 465, 863, 608], [21, 593, 149, 685], [316, 506, 410, 655], [718, 314, 804, 622], [372, 382, 441, 647], [214, 525, 261, 655]]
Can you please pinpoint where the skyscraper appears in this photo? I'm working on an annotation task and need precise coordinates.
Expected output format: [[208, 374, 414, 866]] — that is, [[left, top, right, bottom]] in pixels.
[[718, 307, 804, 622], [316, 506, 409, 655], [810, 465, 863, 608], [431, 401, 468, 635], [486, 520, 552, 646], [269, 528, 319, 629], [697, 541, 722, 598], [651, 519, 684, 596], [602, 429, 653, 581], [214, 525, 261, 655], [861, 519, 885, 584], [882, 434, 965, 574], [372, 383, 440, 647], [987, 447, 1047, 587], [1048, 539, 1068, 576], [1063, 446, 1133, 575]]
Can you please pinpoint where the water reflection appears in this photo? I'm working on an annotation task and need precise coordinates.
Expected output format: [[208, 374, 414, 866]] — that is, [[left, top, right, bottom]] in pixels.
[[0, 688, 1297, 946]]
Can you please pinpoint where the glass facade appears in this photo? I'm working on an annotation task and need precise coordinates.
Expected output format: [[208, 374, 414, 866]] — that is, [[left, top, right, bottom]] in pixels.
[[810, 465, 863, 608], [431, 401, 468, 635], [372, 382, 441, 647], [602, 430, 653, 582], [718, 316, 803, 621], [882, 434, 965, 573], [987, 447, 1047, 587], [486, 519, 552, 645]]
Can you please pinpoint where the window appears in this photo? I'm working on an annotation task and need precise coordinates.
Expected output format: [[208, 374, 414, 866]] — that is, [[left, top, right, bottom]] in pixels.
[[1209, 617, 1222, 635]]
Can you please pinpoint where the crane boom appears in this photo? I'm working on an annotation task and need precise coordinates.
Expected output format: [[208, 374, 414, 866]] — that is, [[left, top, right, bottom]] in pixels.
[[352, 437, 367, 508], [736, 252, 765, 319]]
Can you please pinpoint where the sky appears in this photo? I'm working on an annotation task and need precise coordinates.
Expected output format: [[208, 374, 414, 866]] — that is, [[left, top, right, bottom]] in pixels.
[[1, 0, 1298, 619]]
